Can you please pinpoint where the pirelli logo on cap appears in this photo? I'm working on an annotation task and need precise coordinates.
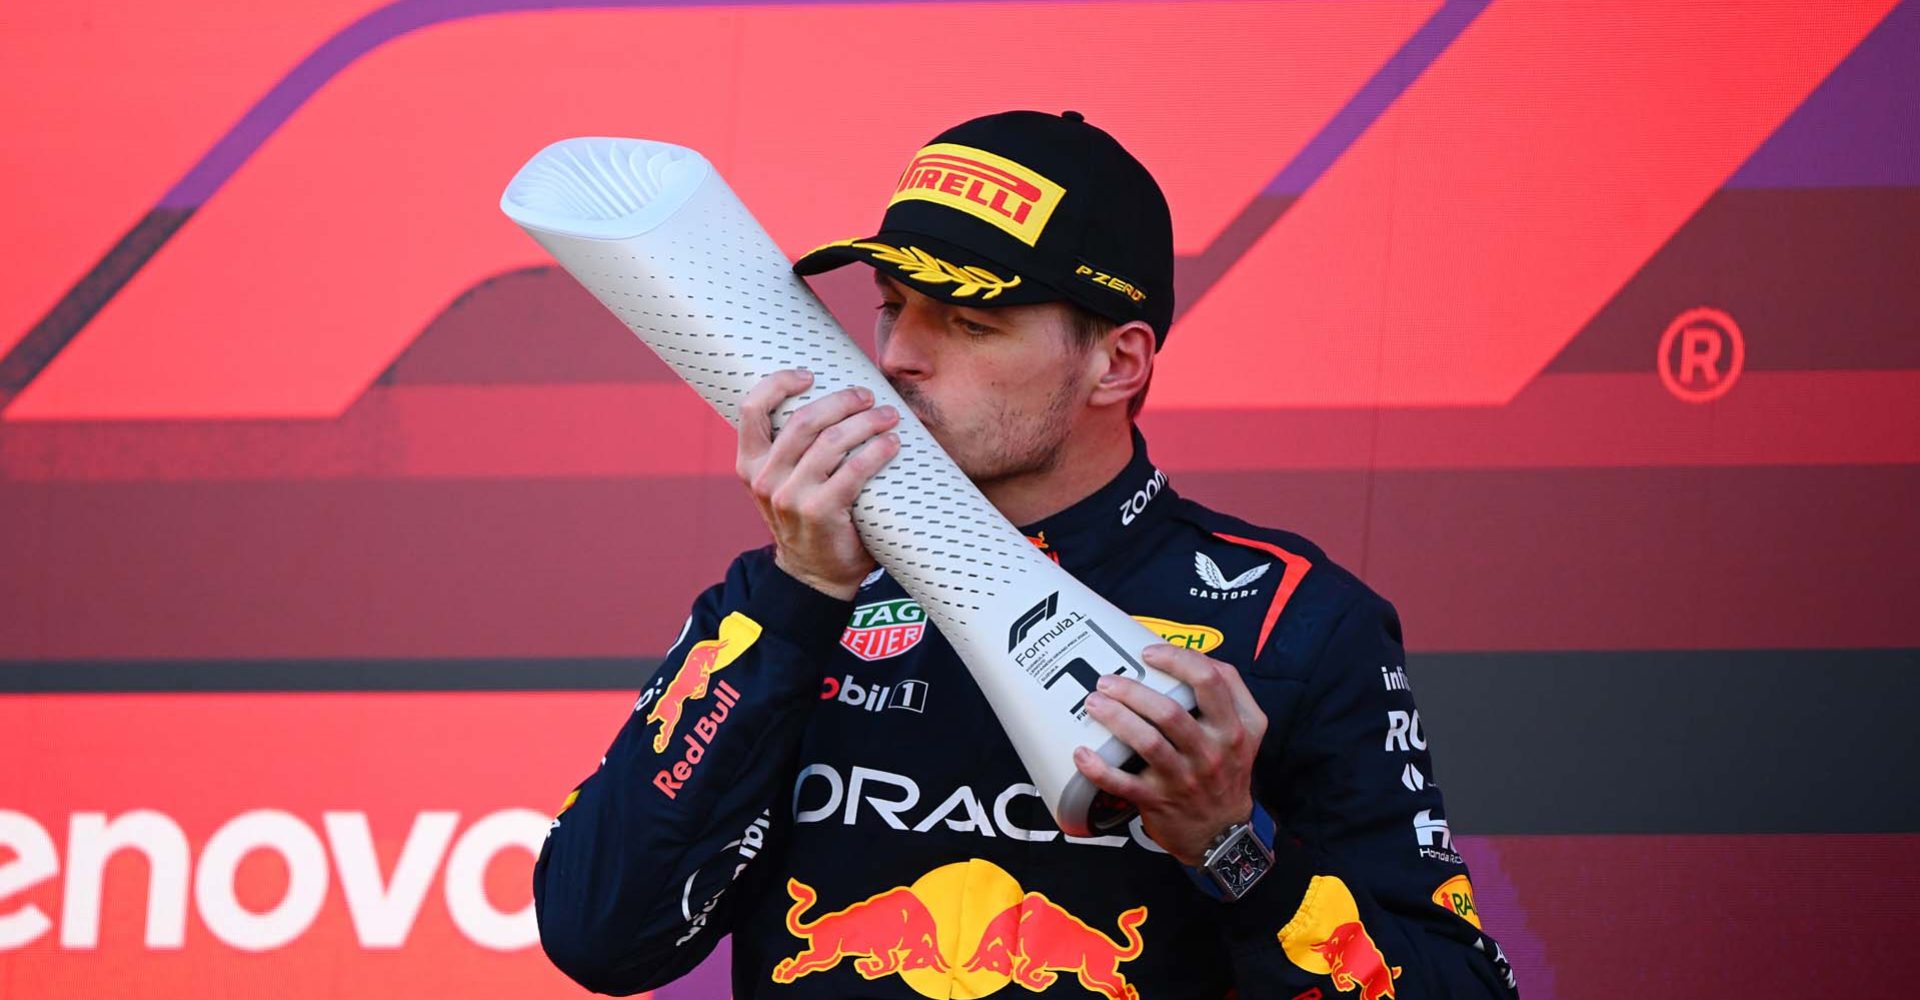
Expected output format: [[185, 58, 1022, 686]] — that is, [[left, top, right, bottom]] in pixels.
[[889, 143, 1065, 246]]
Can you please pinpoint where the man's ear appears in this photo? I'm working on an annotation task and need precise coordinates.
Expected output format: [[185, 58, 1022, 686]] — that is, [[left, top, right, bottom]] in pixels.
[[1088, 321, 1155, 409]]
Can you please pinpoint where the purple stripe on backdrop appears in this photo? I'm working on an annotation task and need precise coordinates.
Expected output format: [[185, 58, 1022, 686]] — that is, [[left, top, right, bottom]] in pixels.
[[1726, 0, 1919, 190], [1460, 836, 1554, 1000], [1258, 0, 1490, 197], [163, 0, 1422, 212], [656, 935, 729, 1000], [160, 0, 1910, 209], [159, 0, 1118, 210]]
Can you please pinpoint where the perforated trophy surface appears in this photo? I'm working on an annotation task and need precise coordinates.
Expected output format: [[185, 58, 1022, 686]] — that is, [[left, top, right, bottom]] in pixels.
[[500, 137, 1193, 836]]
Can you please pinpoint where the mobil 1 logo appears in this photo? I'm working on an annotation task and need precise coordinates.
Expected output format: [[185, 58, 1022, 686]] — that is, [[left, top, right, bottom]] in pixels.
[[821, 675, 929, 714], [1007, 592, 1145, 720]]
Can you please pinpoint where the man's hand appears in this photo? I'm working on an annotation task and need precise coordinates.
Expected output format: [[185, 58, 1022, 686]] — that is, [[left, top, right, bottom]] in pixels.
[[1071, 644, 1268, 866], [737, 369, 901, 601]]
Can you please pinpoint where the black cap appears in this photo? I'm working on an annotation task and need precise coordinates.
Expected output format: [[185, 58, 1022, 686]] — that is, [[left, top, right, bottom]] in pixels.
[[793, 110, 1175, 347]]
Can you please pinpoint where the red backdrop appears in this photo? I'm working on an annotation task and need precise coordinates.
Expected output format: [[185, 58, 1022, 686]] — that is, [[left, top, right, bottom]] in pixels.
[[4, 2, 1917, 998]]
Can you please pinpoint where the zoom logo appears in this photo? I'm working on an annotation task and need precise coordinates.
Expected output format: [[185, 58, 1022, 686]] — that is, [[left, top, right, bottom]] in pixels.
[[1118, 468, 1167, 526]]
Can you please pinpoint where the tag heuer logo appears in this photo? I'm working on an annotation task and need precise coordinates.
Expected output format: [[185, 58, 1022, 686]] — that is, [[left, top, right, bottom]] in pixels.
[[840, 599, 927, 661]]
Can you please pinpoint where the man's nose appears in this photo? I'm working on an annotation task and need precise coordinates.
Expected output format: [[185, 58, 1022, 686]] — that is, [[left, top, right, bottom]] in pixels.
[[877, 305, 936, 382]]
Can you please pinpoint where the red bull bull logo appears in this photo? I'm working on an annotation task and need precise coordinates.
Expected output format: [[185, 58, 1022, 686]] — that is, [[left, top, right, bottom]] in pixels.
[[1311, 923, 1400, 1000], [773, 879, 949, 983], [963, 893, 1146, 1000], [1279, 876, 1402, 1000], [774, 858, 1146, 999], [644, 612, 761, 753], [650, 678, 739, 799], [1026, 531, 1061, 564]]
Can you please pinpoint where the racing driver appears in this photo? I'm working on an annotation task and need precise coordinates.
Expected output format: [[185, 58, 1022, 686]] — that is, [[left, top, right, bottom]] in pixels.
[[533, 109, 1519, 999]]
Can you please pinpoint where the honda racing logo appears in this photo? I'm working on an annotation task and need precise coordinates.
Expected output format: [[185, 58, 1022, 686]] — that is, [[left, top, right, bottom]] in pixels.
[[1413, 809, 1461, 865]]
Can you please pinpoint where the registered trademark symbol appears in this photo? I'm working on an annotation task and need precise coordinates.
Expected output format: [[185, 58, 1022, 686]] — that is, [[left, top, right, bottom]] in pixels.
[[1657, 307, 1744, 403]]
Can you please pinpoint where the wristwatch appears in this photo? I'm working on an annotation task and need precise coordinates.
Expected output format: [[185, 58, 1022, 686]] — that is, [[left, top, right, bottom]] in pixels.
[[1185, 800, 1277, 902]]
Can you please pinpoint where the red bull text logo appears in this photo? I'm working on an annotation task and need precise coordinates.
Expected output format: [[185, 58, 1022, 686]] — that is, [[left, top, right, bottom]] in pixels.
[[1279, 876, 1402, 1000], [644, 612, 761, 753], [889, 142, 1066, 246], [650, 678, 738, 799], [774, 859, 1146, 999]]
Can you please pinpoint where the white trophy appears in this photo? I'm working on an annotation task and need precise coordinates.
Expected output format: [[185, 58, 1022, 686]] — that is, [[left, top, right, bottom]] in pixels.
[[500, 137, 1194, 837]]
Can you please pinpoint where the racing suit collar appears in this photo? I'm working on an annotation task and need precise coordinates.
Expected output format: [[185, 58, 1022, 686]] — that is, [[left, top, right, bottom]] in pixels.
[[1016, 426, 1174, 574]]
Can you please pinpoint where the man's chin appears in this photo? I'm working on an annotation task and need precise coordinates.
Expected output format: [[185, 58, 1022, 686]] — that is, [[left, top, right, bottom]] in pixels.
[[890, 395, 987, 480], [899, 401, 951, 451], [916, 426, 983, 481], [927, 434, 977, 477]]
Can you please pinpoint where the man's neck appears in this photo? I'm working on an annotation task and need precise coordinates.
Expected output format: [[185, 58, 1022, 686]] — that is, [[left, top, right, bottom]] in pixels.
[[977, 421, 1135, 528]]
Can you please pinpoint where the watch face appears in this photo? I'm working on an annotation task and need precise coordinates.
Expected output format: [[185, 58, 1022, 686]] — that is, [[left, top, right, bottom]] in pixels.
[[1223, 841, 1265, 891], [1209, 827, 1272, 898]]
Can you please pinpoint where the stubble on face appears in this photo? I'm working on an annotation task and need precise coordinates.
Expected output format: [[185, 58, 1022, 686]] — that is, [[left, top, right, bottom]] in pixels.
[[890, 345, 1085, 488]]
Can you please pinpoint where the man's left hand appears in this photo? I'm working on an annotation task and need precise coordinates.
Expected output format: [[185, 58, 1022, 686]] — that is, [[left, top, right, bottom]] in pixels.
[[1072, 644, 1268, 866]]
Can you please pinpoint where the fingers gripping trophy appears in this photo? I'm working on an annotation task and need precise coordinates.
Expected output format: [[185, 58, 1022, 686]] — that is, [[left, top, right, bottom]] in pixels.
[[500, 111, 1187, 837]]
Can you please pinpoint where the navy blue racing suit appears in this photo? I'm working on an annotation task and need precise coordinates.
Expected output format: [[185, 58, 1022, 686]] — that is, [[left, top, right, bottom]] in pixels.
[[534, 430, 1518, 999]]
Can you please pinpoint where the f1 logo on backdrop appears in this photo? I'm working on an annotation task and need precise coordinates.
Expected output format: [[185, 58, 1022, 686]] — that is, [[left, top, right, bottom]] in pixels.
[[0, 1, 1897, 421]]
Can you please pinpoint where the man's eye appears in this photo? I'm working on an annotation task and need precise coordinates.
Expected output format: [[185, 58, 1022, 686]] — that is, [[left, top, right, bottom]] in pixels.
[[875, 302, 901, 318], [958, 319, 994, 336]]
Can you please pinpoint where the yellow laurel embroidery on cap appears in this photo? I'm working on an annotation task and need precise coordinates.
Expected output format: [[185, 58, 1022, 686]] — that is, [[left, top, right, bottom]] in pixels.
[[807, 237, 861, 257], [851, 241, 1022, 300]]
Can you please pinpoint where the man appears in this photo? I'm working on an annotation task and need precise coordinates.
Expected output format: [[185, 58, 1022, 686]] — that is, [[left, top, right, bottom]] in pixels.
[[534, 110, 1517, 999]]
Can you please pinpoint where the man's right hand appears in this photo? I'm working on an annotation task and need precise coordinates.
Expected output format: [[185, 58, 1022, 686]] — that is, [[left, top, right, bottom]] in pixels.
[[737, 370, 901, 601]]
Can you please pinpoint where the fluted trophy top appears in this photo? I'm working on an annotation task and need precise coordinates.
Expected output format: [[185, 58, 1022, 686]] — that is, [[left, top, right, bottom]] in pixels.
[[500, 137, 711, 240]]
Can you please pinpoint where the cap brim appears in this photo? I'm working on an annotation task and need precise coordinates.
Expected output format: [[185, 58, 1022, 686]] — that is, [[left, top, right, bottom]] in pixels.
[[793, 231, 1062, 308]]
